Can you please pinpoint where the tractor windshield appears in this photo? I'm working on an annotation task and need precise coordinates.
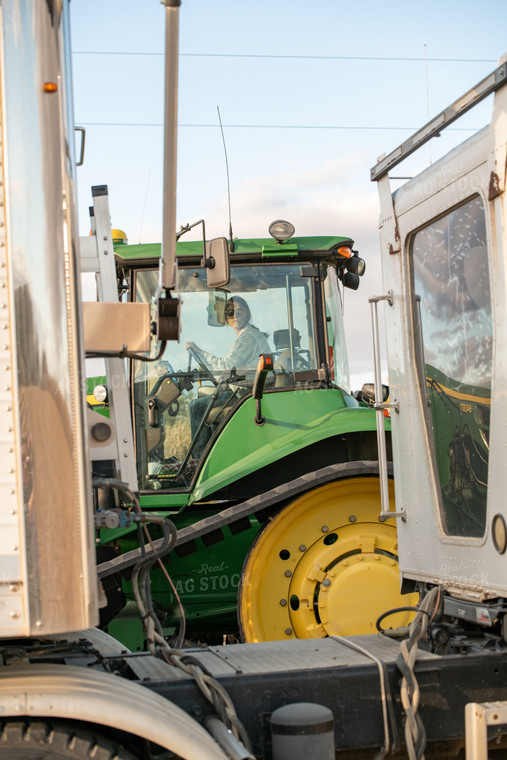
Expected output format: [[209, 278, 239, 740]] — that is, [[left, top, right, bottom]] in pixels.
[[132, 261, 336, 491]]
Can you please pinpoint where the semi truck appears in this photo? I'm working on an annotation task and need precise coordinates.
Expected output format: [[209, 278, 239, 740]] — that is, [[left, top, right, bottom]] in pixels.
[[2, 0, 507, 757]]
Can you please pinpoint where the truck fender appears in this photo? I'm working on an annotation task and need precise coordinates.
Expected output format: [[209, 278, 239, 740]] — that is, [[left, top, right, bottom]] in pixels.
[[0, 663, 226, 760]]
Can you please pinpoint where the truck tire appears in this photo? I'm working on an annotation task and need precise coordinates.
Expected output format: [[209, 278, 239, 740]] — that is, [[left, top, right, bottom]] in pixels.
[[238, 474, 418, 642], [0, 720, 137, 760]]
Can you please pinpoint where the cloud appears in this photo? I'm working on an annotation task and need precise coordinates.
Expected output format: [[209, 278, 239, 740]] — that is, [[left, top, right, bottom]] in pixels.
[[261, 151, 370, 190], [201, 154, 379, 237], [194, 156, 387, 389], [156, 154, 388, 390]]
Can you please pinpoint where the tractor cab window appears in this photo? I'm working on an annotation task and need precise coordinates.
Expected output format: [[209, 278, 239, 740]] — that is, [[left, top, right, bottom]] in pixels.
[[411, 195, 492, 538], [133, 261, 325, 491]]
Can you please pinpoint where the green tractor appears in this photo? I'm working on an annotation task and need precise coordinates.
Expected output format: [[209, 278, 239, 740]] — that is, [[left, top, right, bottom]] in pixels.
[[92, 217, 415, 649]]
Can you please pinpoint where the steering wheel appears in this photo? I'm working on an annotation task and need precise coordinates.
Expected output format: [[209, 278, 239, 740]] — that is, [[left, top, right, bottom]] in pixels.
[[186, 345, 218, 386]]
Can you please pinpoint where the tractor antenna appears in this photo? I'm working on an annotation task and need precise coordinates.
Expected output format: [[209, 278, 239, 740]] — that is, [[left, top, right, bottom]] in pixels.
[[217, 106, 235, 252]]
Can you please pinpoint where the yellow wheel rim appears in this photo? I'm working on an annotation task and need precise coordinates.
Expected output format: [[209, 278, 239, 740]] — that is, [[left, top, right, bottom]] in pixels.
[[238, 477, 418, 642]]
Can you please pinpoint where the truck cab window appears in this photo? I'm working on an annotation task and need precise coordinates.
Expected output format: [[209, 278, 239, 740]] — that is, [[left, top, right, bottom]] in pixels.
[[411, 195, 492, 538]]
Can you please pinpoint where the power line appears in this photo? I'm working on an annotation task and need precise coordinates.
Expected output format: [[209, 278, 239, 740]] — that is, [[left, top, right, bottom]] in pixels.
[[72, 51, 496, 63], [78, 121, 480, 131]]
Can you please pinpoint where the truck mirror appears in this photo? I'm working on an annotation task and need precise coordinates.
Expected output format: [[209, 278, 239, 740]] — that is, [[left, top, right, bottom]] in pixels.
[[206, 237, 230, 288], [208, 291, 226, 326]]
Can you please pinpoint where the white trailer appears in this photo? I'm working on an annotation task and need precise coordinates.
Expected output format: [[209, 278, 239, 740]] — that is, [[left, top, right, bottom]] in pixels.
[[0, 1, 226, 757]]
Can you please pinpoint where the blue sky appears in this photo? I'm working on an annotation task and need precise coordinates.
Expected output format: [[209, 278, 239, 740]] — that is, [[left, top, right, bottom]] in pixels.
[[70, 0, 507, 385]]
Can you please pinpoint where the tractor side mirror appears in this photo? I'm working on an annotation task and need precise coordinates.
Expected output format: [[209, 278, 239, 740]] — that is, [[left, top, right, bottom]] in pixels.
[[204, 237, 230, 289]]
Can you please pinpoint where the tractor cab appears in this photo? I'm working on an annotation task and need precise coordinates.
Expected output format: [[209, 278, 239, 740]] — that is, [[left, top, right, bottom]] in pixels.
[[117, 225, 365, 494]]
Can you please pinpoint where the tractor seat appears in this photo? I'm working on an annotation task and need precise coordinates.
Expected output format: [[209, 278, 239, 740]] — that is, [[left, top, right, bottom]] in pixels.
[[273, 328, 302, 386]]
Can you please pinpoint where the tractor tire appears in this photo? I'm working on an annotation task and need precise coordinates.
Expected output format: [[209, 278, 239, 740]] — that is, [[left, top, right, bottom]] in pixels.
[[238, 474, 418, 642], [0, 720, 137, 760]]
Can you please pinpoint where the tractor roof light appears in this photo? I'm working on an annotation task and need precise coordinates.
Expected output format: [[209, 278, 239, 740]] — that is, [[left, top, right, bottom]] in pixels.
[[342, 271, 360, 290], [269, 220, 295, 243], [347, 255, 366, 277], [336, 246, 365, 277]]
